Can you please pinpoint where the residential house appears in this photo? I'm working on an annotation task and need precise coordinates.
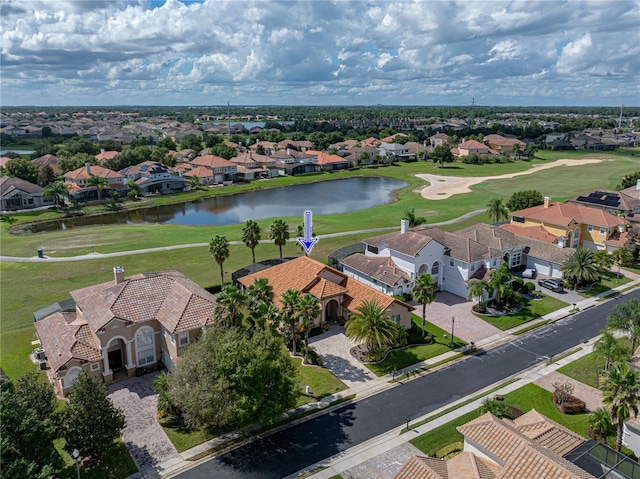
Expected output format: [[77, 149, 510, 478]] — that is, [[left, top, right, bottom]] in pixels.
[[182, 165, 216, 185], [237, 256, 414, 329], [307, 150, 353, 171], [64, 164, 126, 201], [503, 197, 629, 252], [483, 134, 526, 155], [429, 132, 449, 147], [34, 268, 217, 397], [119, 161, 185, 195], [378, 142, 415, 162], [395, 409, 629, 479], [0, 175, 56, 211], [32, 154, 60, 174], [454, 140, 495, 157], [190, 155, 238, 183], [229, 151, 270, 180], [567, 189, 640, 218], [362, 137, 382, 148], [95, 150, 120, 167]]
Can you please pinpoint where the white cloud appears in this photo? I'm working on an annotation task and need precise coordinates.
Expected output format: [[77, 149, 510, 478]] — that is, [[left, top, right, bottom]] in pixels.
[[0, 0, 638, 106]]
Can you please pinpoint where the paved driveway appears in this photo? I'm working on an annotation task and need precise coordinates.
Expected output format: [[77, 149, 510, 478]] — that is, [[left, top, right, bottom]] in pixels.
[[415, 291, 502, 343], [108, 373, 179, 473]]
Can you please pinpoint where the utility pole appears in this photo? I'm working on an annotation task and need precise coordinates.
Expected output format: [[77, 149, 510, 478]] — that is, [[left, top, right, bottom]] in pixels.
[[470, 97, 475, 128], [227, 101, 231, 141], [618, 104, 624, 130]]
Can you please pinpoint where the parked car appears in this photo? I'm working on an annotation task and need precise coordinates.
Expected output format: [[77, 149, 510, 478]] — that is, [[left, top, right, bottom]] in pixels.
[[522, 268, 536, 279], [538, 278, 564, 293]]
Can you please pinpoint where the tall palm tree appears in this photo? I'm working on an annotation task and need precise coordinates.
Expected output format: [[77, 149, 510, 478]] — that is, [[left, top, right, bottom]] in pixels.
[[86, 175, 109, 201], [403, 208, 426, 227], [215, 284, 245, 327], [298, 294, 321, 364], [270, 219, 290, 258], [413, 273, 438, 337], [560, 247, 600, 289], [281, 289, 301, 355], [345, 300, 398, 352], [43, 180, 70, 209], [488, 263, 512, 305], [248, 301, 280, 331], [588, 408, 615, 442], [601, 361, 640, 451], [241, 219, 261, 264], [485, 198, 509, 224], [607, 298, 640, 354], [467, 279, 489, 309], [594, 330, 629, 371], [208, 234, 230, 286]]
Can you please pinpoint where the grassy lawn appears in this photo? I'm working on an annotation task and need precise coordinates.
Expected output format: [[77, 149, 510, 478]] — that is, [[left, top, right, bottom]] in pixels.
[[410, 383, 590, 456], [475, 293, 569, 330], [558, 338, 631, 388], [54, 438, 137, 479], [579, 275, 632, 298], [366, 315, 466, 377]]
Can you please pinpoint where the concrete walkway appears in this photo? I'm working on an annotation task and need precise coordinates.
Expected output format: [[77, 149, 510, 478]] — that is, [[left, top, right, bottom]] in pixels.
[[533, 370, 604, 412]]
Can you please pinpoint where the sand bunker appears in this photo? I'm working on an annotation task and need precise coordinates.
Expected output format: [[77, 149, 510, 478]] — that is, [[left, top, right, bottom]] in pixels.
[[416, 158, 606, 200]]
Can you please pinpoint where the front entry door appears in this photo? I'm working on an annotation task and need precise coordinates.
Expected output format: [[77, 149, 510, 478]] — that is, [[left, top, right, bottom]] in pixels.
[[108, 348, 123, 370]]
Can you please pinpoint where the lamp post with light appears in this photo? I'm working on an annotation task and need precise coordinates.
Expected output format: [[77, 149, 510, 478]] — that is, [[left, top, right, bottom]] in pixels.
[[72, 449, 80, 479], [450, 316, 455, 348]]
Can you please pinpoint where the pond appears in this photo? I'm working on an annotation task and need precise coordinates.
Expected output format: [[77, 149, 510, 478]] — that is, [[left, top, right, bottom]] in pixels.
[[29, 177, 406, 232]]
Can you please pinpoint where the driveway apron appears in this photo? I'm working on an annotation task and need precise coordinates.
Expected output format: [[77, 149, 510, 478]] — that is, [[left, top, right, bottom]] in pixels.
[[108, 373, 179, 473]]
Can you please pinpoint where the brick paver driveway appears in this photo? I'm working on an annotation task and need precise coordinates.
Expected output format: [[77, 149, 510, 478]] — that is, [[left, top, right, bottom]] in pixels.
[[108, 373, 179, 473], [417, 291, 501, 344]]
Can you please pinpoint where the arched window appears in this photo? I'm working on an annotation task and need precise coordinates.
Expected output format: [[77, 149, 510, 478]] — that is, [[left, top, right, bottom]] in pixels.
[[135, 326, 155, 367], [65, 366, 82, 388], [573, 227, 580, 248], [431, 261, 440, 276]]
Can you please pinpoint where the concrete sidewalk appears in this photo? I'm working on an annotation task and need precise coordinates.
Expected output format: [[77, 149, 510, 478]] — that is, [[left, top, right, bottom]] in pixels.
[[143, 277, 640, 479]]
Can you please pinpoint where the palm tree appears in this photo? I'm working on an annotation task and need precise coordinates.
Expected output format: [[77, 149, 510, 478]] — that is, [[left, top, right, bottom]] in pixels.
[[488, 263, 512, 306], [241, 219, 261, 264], [467, 279, 489, 309], [281, 289, 301, 355], [298, 294, 321, 364], [403, 208, 426, 227], [345, 300, 398, 352], [601, 361, 640, 451], [594, 330, 629, 371], [208, 234, 230, 286], [86, 175, 109, 201], [485, 198, 509, 224], [588, 408, 615, 442], [270, 219, 290, 258], [612, 246, 634, 279], [560, 247, 600, 289], [413, 273, 438, 337], [215, 284, 245, 327], [248, 301, 280, 331], [607, 298, 640, 354], [43, 180, 70, 209], [246, 277, 274, 311]]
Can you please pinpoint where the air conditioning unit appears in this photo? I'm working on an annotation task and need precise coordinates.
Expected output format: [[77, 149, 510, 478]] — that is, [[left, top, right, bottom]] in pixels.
[[34, 348, 46, 361], [37, 360, 47, 371]]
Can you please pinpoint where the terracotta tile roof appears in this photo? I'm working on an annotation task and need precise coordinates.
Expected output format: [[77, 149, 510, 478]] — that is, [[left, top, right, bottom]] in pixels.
[[394, 452, 498, 479], [182, 165, 213, 178], [190, 155, 235, 169], [0, 157, 11, 168], [510, 202, 625, 229], [513, 410, 584, 456], [34, 312, 101, 372], [605, 230, 630, 248], [497, 442, 594, 479], [95, 150, 120, 161], [65, 164, 124, 181], [459, 139, 489, 150], [500, 223, 558, 243], [306, 150, 351, 165], [71, 271, 217, 334], [342, 253, 411, 287], [237, 256, 410, 314]]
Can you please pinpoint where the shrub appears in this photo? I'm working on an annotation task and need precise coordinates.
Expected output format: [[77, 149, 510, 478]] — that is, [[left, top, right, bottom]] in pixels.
[[512, 278, 525, 292], [479, 397, 512, 419], [557, 397, 587, 414], [436, 442, 464, 459], [525, 282, 536, 292]]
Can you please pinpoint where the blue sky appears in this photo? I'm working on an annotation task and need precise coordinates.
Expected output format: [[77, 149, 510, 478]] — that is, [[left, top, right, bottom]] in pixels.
[[1, 0, 638, 107]]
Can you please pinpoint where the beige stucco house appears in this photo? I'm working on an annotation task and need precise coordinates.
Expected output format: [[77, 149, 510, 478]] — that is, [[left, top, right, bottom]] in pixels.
[[34, 268, 217, 397]]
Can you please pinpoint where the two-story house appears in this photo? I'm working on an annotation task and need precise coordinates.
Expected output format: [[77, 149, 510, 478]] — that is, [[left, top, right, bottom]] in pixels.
[[119, 161, 185, 195], [64, 163, 126, 201], [503, 197, 629, 252], [190, 155, 238, 183], [34, 268, 217, 397], [0, 175, 56, 211], [453, 139, 495, 157], [429, 132, 449, 147], [378, 142, 415, 162]]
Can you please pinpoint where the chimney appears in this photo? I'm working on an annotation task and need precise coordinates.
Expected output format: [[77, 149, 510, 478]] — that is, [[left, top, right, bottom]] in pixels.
[[636, 179, 640, 191], [557, 236, 566, 248], [287, 148, 291, 155], [113, 266, 125, 284], [543, 196, 551, 208], [85, 162, 91, 175], [401, 219, 409, 234]]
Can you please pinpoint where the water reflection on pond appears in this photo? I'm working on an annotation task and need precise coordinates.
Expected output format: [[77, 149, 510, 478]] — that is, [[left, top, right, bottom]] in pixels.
[[32, 177, 407, 232]]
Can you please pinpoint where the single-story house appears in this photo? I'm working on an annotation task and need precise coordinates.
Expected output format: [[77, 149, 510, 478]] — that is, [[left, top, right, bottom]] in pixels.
[[237, 256, 414, 329], [0, 175, 56, 211]]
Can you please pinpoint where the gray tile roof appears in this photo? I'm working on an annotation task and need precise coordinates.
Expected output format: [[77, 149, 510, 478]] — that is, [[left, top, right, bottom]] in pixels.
[[341, 253, 411, 287]]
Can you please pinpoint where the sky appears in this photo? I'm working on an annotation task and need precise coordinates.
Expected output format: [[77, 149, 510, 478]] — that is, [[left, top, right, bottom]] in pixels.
[[1, 0, 639, 107]]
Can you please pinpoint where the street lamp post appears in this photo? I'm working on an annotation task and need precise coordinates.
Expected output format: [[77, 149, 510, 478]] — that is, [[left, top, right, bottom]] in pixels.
[[72, 449, 80, 479], [618, 260, 622, 283], [450, 316, 455, 348]]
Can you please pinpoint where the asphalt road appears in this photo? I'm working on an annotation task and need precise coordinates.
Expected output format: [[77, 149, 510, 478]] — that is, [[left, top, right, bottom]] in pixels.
[[174, 291, 637, 479]]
